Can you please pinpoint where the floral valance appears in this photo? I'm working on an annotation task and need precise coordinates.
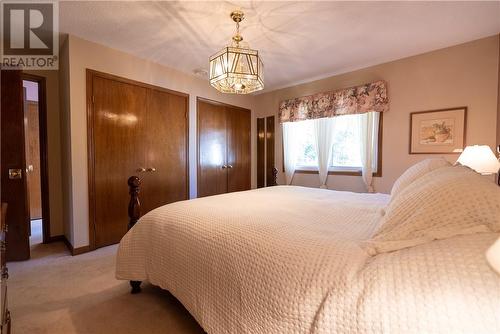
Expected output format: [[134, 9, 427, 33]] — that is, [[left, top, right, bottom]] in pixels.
[[279, 80, 389, 123]]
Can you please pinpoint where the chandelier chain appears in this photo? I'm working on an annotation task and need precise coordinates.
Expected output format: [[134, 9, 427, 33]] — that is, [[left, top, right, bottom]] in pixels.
[[231, 10, 244, 46]]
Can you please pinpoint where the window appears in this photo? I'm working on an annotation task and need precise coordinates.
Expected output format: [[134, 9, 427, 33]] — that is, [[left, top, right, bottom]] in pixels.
[[290, 113, 381, 174], [294, 120, 317, 167]]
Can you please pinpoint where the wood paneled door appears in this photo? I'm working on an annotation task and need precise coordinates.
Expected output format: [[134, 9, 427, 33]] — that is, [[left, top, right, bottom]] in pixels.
[[226, 106, 251, 193], [197, 98, 251, 197], [197, 100, 228, 197], [141, 89, 189, 214], [24, 100, 42, 220], [256, 116, 275, 188], [265, 116, 275, 187], [1, 70, 30, 261], [2, 72, 51, 259], [87, 70, 189, 249], [256, 118, 265, 188]]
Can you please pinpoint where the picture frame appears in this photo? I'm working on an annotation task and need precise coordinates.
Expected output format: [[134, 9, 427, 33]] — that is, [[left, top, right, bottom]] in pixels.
[[409, 107, 467, 154]]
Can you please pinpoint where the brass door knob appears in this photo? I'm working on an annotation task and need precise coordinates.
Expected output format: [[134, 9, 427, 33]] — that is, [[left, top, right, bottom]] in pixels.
[[227, 165, 233, 169], [136, 167, 146, 173], [146, 167, 156, 172], [8, 169, 22, 179], [221, 165, 227, 169]]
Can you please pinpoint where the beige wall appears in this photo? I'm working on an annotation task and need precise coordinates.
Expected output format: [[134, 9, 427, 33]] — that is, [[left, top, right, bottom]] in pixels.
[[62, 35, 256, 248], [58, 34, 500, 249], [23, 69, 64, 238], [255, 35, 500, 194], [58, 36, 74, 244]]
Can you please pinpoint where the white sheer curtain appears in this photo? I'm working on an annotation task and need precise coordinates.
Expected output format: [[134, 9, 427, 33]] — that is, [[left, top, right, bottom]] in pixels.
[[282, 122, 299, 185], [358, 112, 379, 193], [313, 118, 335, 189]]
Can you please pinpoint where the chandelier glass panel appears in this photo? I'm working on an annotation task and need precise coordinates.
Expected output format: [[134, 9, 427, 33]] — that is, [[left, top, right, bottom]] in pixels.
[[209, 11, 264, 94]]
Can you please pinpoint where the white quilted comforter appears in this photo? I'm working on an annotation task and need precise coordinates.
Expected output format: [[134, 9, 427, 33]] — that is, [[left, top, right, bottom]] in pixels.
[[116, 186, 500, 334]]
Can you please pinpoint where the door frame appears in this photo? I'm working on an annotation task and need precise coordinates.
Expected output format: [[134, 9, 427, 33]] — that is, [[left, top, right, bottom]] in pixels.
[[21, 73, 51, 244], [86, 69, 190, 251], [196, 97, 252, 197]]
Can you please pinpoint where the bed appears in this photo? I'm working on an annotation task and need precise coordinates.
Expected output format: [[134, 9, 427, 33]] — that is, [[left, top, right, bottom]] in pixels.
[[116, 162, 500, 334]]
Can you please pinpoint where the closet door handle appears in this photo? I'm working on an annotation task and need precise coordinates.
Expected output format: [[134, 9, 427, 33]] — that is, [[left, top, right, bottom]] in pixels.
[[227, 165, 233, 169], [146, 167, 156, 172], [221, 165, 227, 169], [136, 167, 146, 173]]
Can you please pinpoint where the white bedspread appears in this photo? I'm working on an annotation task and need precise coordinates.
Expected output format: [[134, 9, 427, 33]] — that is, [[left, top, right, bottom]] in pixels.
[[116, 186, 500, 334]]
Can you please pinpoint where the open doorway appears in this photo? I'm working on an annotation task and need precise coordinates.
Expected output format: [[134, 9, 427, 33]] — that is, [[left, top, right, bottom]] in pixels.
[[22, 74, 50, 247]]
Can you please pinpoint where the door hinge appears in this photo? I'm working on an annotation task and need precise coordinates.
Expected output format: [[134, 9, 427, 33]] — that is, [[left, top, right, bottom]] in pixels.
[[92, 95, 95, 103]]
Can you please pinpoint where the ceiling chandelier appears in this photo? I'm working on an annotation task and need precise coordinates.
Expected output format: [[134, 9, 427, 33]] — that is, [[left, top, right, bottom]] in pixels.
[[209, 10, 264, 94]]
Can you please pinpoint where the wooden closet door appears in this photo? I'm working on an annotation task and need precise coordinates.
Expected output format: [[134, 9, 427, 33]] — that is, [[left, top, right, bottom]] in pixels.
[[92, 76, 147, 248], [197, 101, 228, 197], [265, 116, 275, 187], [141, 90, 188, 213], [256, 117, 265, 188], [226, 107, 251, 192], [24, 101, 42, 219]]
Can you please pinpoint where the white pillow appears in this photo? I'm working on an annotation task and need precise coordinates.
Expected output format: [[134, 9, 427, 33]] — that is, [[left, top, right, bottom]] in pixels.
[[365, 166, 500, 255], [390, 158, 450, 199]]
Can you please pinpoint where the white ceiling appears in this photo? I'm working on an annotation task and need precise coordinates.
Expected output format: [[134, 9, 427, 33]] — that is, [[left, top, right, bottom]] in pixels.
[[60, 1, 500, 93]]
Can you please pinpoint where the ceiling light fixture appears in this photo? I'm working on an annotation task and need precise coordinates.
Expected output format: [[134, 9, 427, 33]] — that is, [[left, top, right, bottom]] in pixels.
[[209, 10, 264, 94]]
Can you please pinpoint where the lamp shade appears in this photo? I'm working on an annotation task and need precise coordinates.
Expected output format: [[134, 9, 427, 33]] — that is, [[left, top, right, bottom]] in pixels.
[[486, 237, 500, 275], [456, 145, 500, 174]]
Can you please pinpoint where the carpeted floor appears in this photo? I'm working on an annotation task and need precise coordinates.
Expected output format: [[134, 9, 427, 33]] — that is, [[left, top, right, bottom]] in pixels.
[[9, 241, 205, 334]]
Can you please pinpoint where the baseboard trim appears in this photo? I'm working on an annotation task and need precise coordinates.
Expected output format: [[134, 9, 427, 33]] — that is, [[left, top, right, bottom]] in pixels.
[[46, 234, 91, 256], [72, 245, 91, 255], [62, 236, 73, 254], [47, 235, 66, 243]]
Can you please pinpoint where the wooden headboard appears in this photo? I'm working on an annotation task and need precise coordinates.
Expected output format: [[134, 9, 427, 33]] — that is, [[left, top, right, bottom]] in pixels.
[[127, 176, 141, 230]]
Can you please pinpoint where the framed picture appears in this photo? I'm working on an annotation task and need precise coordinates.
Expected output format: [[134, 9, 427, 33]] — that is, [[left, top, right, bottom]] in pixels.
[[409, 107, 467, 154]]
